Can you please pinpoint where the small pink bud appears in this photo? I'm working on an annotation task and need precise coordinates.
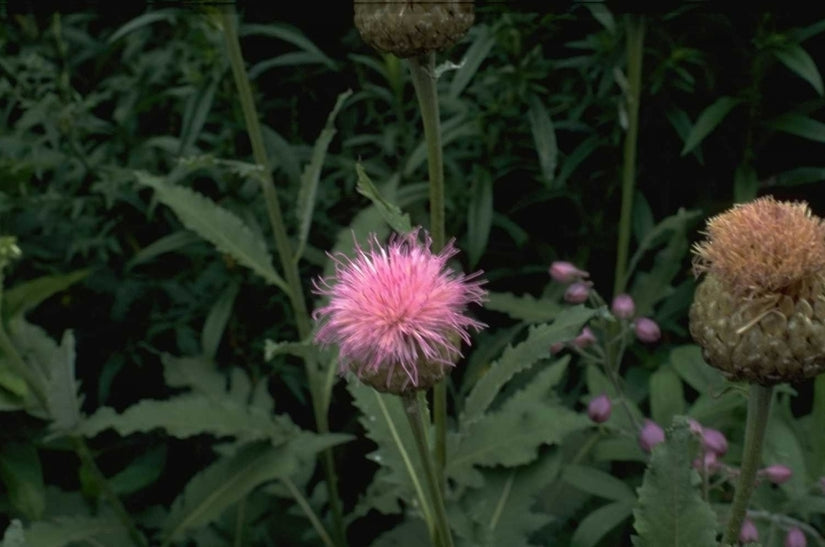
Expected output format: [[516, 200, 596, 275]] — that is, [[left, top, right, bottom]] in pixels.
[[549, 261, 589, 284], [550, 342, 565, 355], [692, 450, 720, 474], [564, 282, 591, 304], [587, 393, 611, 423], [639, 419, 665, 453], [573, 326, 597, 348], [701, 428, 728, 456], [634, 317, 661, 343], [739, 519, 759, 543], [611, 293, 635, 319], [785, 527, 806, 547], [760, 464, 793, 485], [687, 418, 704, 436]]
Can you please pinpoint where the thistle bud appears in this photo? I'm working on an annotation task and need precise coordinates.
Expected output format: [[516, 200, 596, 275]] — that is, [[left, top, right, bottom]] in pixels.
[[639, 419, 665, 453], [690, 197, 825, 384], [587, 393, 611, 423], [573, 326, 597, 348], [739, 519, 759, 544], [759, 464, 793, 485], [550, 342, 565, 355], [549, 261, 589, 284], [692, 450, 720, 474], [565, 282, 591, 304], [354, 0, 474, 58], [611, 293, 635, 319], [634, 318, 661, 343], [701, 428, 728, 456], [785, 527, 807, 547]]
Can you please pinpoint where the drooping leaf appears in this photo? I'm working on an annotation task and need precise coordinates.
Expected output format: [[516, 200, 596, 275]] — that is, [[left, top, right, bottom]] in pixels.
[[125, 231, 199, 270], [773, 43, 824, 96], [680, 96, 741, 156], [448, 25, 495, 100], [766, 112, 825, 143], [0, 442, 45, 520], [449, 359, 591, 486], [466, 168, 493, 268], [24, 515, 130, 547], [668, 345, 726, 395], [3, 269, 89, 319], [109, 446, 167, 496], [528, 95, 558, 187], [241, 23, 337, 72], [136, 172, 287, 291], [354, 164, 413, 235], [632, 418, 717, 546], [462, 306, 595, 424], [294, 89, 352, 260], [562, 464, 635, 502], [178, 74, 218, 155], [107, 9, 177, 43]]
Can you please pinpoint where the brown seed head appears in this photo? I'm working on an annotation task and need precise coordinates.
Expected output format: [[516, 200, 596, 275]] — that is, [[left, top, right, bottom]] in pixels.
[[692, 196, 825, 299]]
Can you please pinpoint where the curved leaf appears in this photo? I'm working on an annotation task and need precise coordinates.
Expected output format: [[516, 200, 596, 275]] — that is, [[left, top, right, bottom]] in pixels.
[[774, 44, 823, 96], [680, 96, 740, 156]]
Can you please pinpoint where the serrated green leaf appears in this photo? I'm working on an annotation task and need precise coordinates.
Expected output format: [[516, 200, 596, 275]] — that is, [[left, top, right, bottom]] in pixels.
[[462, 306, 595, 424], [162, 354, 227, 396], [467, 168, 493, 268], [294, 90, 352, 260], [136, 172, 287, 291], [3, 269, 89, 319], [484, 291, 563, 323], [649, 366, 685, 426], [563, 465, 635, 502], [0, 442, 45, 520], [1, 520, 24, 547], [774, 43, 824, 96], [201, 282, 239, 361], [449, 359, 590, 486], [354, 164, 413, 234], [25, 515, 130, 547], [162, 442, 294, 544], [680, 96, 741, 156], [765, 112, 825, 143], [571, 500, 634, 547], [632, 418, 717, 546]]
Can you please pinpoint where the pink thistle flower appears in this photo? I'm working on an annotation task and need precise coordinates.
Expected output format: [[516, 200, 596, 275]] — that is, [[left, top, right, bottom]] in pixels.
[[313, 229, 486, 394]]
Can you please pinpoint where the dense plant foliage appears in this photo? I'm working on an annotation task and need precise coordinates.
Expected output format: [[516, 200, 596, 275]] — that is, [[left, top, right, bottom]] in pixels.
[[2, 4, 825, 546]]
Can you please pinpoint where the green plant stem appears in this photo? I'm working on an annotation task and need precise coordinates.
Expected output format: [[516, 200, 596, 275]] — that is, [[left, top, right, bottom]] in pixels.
[[613, 16, 645, 297], [408, 52, 449, 490], [219, 11, 346, 547], [721, 383, 774, 544], [403, 392, 454, 547], [73, 437, 147, 547], [283, 476, 336, 547]]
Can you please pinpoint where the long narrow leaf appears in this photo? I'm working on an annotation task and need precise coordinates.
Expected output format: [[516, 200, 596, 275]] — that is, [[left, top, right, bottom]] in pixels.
[[774, 44, 824, 96], [765, 112, 825, 143], [294, 90, 352, 261], [680, 96, 740, 156]]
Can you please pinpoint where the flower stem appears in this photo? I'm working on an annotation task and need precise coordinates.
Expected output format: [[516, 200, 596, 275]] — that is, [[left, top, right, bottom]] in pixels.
[[403, 392, 454, 547], [721, 383, 774, 544], [613, 15, 645, 297], [219, 10, 345, 546], [408, 51, 449, 490]]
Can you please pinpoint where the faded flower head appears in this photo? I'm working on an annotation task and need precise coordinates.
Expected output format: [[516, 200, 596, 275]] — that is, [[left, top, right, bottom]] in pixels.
[[690, 196, 825, 384], [313, 229, 486, 395]]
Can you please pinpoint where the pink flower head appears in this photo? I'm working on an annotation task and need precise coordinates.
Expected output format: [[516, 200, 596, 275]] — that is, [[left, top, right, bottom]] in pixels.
[[313, 229, 486, 394], [549, 261, 589, 284], [587, 393, 611, 423], [564, 281, 591, 304], [740, 518, 759, 543], [701, 428, 728, 456], [611, 293, 635, 319], [634, 317, 661, 343], [639, 419, 665, 453], [785, 527, 807, 547], [759, 464, 793, 485]]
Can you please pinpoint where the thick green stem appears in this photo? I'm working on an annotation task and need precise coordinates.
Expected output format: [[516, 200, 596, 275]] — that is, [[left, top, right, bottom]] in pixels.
[[721, 383, 774, 544], [613, 16, 645, 297], [403, 392, 454, 547], [408, 52, 449, 489], [219, 11, 345, 546]]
